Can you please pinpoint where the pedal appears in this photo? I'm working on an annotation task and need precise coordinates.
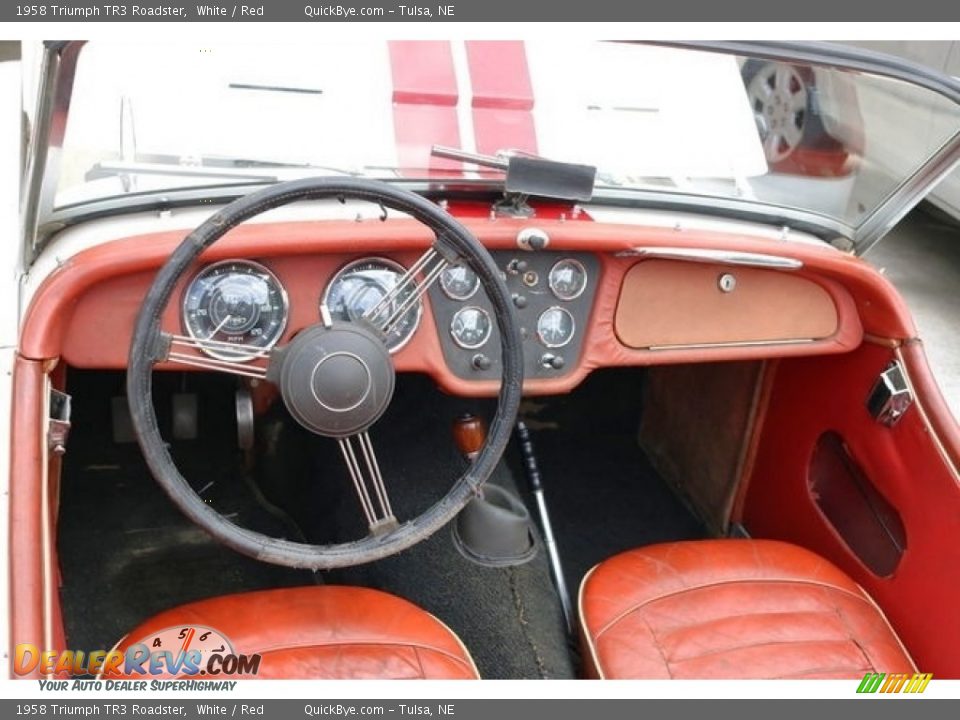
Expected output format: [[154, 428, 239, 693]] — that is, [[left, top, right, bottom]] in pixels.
[[171, 393, 198, 440]]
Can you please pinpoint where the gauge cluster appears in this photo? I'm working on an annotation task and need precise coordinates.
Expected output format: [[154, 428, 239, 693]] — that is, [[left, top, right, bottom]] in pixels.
[[180, 250, 597, 385], [428, 251, 599, 381]]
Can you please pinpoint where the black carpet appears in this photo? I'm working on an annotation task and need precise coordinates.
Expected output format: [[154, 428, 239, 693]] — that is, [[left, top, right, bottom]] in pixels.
[[289, 376, 577, 679], [57, 367, 704, 678], [512, 369, 708, 590], [57, 371, 315, 653]]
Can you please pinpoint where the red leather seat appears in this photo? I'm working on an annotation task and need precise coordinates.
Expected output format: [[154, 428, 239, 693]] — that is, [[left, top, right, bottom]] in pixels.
[[107, 586, 479, 679], [579, 539, 916, 679]]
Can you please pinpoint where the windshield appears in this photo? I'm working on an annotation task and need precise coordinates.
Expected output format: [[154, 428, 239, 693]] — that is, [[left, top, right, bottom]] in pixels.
[[53, 41, 960, 236]]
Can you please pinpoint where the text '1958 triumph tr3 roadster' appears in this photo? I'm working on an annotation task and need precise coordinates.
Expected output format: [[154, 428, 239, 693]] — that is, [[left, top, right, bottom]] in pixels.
[[8, 40, 960, 681]]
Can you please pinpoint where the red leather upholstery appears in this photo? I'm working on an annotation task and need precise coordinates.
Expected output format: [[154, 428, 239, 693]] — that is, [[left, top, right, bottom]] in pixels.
[[579, 539, 916, 679], [108, 586, 479, 679]]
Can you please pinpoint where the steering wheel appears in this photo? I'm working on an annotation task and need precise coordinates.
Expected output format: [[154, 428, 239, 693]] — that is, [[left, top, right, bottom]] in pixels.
[[127, 178, 524, 569]]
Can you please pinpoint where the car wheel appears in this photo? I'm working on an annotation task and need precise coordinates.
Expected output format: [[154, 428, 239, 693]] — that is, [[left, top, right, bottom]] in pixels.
[[741, 60, 826, 164]]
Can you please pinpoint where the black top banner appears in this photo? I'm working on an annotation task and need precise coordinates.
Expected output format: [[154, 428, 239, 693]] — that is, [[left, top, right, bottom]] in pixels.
[[5, 0, 960, 22]]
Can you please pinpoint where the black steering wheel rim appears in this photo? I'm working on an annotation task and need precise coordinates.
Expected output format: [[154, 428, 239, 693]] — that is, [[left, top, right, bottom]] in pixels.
[[127, 177, 524, 569]]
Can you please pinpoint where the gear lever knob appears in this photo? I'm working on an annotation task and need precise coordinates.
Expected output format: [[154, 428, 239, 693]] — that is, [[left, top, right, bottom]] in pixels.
[[452, 413, 487, 460]]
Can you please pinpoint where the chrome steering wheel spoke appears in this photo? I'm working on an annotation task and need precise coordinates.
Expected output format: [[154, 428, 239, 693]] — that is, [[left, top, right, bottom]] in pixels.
[[361, 244, 451, 337], [159, 332, 272, 380], [337, 431, 398, 535]]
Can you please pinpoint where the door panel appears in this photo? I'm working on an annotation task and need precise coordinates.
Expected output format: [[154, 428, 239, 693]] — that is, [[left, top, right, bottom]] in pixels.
[[741, 341, 960, 676]]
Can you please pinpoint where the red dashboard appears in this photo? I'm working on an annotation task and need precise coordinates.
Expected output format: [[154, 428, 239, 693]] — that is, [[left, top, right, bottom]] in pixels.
[[21, 211, 913, 396]]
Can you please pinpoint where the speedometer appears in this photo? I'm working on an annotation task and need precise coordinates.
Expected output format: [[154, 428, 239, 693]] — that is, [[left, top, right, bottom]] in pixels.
[[322, 258, 422, 353], [182, 260, 288, 362]]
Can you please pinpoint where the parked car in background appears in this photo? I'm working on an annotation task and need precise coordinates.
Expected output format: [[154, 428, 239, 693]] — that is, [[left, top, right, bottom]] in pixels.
[[744, 41, 960, 225]]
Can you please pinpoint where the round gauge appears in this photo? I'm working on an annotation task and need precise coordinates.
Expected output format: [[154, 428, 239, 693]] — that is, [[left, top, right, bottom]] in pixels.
[[537, 306, 576, 348], [440, 264, 480, 300], [323, 258, 422, 353], [182, 260, 288, 362], [548, 258, 588, 300], [450, 306, 493, 349]]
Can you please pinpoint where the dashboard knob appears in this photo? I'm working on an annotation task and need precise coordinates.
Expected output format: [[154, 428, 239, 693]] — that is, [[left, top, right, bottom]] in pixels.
[[452, 414, 487, 460], [541, 353, 565, 370], [512, 293, 528, 309], [507, 259, 529, 274], [472, 353, 493, 371], [517, 227, 549, 251]]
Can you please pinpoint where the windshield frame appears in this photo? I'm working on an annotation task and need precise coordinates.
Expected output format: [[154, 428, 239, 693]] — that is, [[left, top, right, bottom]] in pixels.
[[21, 40, 960, 263]]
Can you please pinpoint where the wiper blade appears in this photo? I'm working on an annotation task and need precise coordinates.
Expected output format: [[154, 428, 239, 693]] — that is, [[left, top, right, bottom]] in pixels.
[[85, 157, 359, 185]]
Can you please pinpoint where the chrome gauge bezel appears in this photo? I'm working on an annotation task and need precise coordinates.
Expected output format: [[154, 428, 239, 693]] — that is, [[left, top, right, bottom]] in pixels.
[[536, 305, 576, 348], [181, 259, 290, 363], [321, 257, 424, 354], [450, 305, 493, 350], [439, 263, 481, 301], [548, 258, 588, 301]]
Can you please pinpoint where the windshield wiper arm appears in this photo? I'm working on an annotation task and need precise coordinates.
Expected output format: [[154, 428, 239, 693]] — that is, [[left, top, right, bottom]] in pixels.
[[85, 158, 358, 185], [431, 145, 596, 203], [431, 145, 510, 171]]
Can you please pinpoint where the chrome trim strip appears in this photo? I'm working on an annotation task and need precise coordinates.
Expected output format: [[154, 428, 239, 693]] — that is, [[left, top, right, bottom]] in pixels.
[[856, 132, 960, 255], [41, 375, 54, 655], [647, 338, 816, 351], [894, 346, 960, 484], [619, 247, 803, 270], [22, 43, 85, 266]]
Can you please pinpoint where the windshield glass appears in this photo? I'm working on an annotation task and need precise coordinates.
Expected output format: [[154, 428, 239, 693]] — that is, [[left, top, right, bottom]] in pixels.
[[55, 41, 960, 234]]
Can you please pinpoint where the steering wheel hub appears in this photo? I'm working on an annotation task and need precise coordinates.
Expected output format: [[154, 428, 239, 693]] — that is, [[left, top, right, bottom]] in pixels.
[[275, 322, 395, 438]]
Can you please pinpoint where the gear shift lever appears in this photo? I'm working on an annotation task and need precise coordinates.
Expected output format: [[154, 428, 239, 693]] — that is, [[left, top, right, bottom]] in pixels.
[[450, 413, 537, 568], [452, 414, 487, 461]]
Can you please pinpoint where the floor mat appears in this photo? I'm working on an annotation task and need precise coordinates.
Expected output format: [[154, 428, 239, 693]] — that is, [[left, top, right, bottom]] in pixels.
[[57, 368, 704, 679], [305, 376, 576, 680], [514, 368, 708, 590]]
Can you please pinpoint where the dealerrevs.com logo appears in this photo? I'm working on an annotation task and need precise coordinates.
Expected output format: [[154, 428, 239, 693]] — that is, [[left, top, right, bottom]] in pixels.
[[15, 625, 261, 679]]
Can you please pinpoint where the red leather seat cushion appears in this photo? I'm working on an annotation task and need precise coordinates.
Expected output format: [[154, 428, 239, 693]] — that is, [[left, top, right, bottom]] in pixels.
[[108, 586, 478, 679], [579, 539, 916, 679]]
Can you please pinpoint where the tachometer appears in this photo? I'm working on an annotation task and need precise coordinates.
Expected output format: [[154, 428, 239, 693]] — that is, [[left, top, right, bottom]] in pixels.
[[548, 258, 588, 300], [322, 258, 422, 353], [182, 260, 288, 361], [537, 306, 575, 348], [450, 306, 492, 349]]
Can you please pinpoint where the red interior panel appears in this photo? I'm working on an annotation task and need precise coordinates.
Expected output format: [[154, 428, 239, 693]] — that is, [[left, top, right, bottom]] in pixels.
[[809, 431, 906, 577], [742, 343, 960, 676]]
